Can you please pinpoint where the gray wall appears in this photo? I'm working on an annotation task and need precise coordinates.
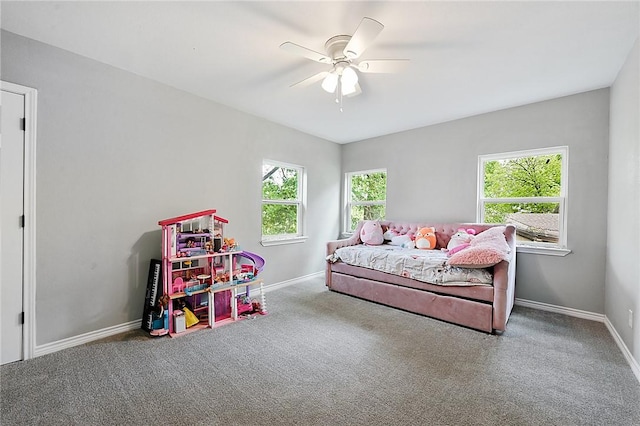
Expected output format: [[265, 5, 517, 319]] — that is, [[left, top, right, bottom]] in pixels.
[[1, 31, 341, 346], [607, 38, 639, 362], [343, 89, 610, 314], [1, 28, 632, 356]]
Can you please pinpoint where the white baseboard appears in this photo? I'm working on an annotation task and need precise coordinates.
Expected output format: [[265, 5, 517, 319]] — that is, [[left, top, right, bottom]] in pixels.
[[263, 271, 324, 293], [31, 273, 324, 358], [515, 298, 605, 322], [33, 319, 142, 358], [515, 298, 639, 384], [604, 317, 640, 383]]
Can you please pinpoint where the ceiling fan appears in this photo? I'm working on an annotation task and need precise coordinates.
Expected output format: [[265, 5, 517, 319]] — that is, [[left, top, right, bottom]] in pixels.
[[280, 17, 409, 110]]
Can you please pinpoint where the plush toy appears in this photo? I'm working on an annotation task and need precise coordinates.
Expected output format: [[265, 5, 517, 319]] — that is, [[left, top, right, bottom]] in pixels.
[[388, 233, 416, 249], [383, 229, 399, 241], [415, 227, 437, 250], [360, 220, 384, 245], [445, 228, 476, 256]]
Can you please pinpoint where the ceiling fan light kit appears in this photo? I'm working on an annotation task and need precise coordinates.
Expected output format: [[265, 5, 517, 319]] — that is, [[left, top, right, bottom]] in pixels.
[[321, 71, 339, 93], [321, 62, 358, 94], [280, 17, 409, 111]]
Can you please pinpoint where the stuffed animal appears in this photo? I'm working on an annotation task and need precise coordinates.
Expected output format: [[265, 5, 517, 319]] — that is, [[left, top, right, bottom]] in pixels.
[[445, 228, 476, 255], [360, 220, 384, 245], [388, 233, 416, 249], [383, 229, 399, 241], [415, 227, 437, 250]]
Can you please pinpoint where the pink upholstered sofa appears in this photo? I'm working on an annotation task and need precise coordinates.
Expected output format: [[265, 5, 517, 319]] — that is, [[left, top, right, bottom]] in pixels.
[[326, 221, 517, 333]]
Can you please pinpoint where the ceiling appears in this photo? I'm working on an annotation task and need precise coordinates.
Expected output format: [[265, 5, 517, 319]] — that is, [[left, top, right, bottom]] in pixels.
[[1, 1, 638, 144]]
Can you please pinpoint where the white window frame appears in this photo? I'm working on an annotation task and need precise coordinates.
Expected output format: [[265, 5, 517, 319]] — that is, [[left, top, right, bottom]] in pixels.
[[261, 160, 307, 246], [344, 168, 387, 233], [477, 147, 570, 256]]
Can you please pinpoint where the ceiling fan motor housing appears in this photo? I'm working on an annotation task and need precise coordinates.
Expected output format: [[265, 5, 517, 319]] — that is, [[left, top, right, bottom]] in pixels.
[[324, 35, 351, 62]]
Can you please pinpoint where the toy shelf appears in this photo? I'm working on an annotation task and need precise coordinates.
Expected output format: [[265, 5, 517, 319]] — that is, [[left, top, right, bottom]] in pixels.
[[169, 251, 241, 263], [208, 278, 263, 294], [168, 322, 209, 337], [177, 232, 211, 238], [157, 210, 266, 338], [169, 288, 209, 300]]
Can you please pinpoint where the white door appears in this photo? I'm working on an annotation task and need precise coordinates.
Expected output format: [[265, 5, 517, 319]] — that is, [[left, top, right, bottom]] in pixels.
[[1, 89, 25, 364]]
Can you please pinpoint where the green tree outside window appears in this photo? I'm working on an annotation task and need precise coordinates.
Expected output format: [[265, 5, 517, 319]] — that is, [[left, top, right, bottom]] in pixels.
[[262, 162, 303, 237], [479, 148, 567, 247], [347, 170, 387, 231]]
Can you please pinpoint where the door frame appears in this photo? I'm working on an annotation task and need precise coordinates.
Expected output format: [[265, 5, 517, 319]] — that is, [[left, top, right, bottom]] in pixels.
[[1, 81, 37, 361]]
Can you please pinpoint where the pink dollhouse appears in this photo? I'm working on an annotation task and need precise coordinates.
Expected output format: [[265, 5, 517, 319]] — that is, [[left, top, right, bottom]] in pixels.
[[157, 209, 266, 337]]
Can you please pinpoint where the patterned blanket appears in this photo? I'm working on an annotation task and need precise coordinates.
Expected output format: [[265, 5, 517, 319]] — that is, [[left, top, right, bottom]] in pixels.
[[327, 244, 492, 286]]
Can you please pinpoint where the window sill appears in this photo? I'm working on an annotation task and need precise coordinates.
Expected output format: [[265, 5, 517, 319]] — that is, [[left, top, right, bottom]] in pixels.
[[516, 245, 571, 256], [260, 236, 308, 247]]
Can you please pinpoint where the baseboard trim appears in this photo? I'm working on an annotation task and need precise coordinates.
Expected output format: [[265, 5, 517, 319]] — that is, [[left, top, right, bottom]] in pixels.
[[31, 272, 325, 359], [515, 298, 639, 384], [514, 298, 605, 322], [33, 319, 142, 358], [604, 316, 640, 383], [263, 271, 324, 292]]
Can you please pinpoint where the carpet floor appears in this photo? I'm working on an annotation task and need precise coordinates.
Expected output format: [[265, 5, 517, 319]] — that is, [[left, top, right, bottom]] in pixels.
[[2, 276, 639, 425]]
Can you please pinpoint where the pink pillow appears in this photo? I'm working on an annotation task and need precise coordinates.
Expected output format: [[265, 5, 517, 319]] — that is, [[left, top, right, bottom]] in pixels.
[[472, 226, 507, 244], [447, 226, 510, 268]]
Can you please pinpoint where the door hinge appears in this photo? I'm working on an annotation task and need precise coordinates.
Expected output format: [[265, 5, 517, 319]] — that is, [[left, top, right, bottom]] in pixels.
[[20, 117, 26, 131], [20, 312, 25, 324], [20, 215, 25, 228]]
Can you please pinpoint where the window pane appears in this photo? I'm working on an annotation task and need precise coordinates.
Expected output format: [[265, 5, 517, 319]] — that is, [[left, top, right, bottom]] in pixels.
[[484, 202, 560, 243], [350, 205, 386, 230], [262, 165, 299, 201], [262, 204, 298, 235], [351, 172, 386, 202], [484, 154, 562, 198]]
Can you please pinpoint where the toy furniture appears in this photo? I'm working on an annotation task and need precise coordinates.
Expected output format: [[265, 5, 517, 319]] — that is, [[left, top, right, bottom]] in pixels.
[[326, 221, 516, 333], [158, 209, 266, 337]]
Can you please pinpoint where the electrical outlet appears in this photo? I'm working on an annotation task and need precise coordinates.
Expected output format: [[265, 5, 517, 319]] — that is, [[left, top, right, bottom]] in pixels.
[[629, 310, 634, 329]]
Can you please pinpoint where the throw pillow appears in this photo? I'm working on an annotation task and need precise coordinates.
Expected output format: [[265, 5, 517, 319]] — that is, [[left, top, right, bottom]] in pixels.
[[447, 226, 510, 268]]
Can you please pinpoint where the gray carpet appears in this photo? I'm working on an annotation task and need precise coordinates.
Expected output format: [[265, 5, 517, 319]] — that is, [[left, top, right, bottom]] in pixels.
[[2, 276, 639, 425]]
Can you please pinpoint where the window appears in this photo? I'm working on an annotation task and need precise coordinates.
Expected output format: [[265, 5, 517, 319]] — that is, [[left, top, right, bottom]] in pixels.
[[345, 169, 387, 232], [261, 160, 306, 245], [478, 147, 569, 253]]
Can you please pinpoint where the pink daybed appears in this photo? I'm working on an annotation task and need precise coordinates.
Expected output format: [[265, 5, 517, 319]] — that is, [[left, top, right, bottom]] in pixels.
[[326, 221, 517, 333]]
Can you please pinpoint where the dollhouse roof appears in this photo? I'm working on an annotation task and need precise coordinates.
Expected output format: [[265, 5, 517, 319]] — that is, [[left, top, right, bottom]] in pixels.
[[158, 209, 228, 226]]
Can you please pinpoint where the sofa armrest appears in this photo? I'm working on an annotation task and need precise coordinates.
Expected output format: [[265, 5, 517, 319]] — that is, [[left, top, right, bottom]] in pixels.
[[326, 223, 363, 287], [492, 224, 517, 331], [326, 235, 360, 257], [326, 234, 361, 288], [326, 220, 364, 257]]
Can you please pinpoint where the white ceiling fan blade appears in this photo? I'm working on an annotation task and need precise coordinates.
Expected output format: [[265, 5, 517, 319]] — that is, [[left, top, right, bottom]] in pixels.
[[290, 71, 330, 88], [280, 42, 332, 63], [343, 17, 384, 59], [356, 59, 410, 73]]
